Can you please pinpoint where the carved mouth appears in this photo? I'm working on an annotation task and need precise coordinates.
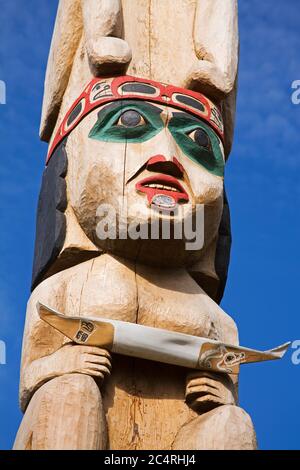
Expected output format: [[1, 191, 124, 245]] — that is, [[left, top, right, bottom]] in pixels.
[[136, 174, 189, 208]]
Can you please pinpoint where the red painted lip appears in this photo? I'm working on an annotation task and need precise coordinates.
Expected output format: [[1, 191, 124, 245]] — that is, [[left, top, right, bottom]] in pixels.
[[135, 174, 189, 205]]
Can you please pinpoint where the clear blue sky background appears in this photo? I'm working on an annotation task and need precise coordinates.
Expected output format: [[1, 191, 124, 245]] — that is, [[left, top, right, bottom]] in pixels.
[[0, 0, 299, 450]]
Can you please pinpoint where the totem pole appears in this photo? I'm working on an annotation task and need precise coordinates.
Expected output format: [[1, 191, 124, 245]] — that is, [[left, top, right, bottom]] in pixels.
[[14, 0, 289, 450]]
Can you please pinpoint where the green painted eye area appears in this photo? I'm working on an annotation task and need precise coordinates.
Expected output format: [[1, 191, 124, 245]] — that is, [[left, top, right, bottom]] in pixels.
[[168, 114, 225, 177], [88, 100, 224, 176], [89, 100, 164, 143]]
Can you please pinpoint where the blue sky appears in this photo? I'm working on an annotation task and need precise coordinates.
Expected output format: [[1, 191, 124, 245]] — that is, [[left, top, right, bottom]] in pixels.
[[0, 0, 299, 450]]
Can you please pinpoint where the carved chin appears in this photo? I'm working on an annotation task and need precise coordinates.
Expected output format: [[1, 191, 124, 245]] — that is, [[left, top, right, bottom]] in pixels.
[[72, 202, 222, 271]]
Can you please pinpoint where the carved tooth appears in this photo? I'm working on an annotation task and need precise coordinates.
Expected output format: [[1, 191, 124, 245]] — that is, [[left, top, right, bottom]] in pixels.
[[143, 183, 181, 192], [162, 185, 179, 192]]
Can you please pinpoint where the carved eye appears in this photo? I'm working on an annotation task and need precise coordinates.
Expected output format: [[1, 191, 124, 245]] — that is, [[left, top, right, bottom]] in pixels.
[[225, 354, 236, 364], [117, 110, 146, 128], [188, 128, 211, 150]]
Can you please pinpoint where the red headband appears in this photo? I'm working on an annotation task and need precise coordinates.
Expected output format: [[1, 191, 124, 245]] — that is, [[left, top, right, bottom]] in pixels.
[[46, 75, 224, 164]]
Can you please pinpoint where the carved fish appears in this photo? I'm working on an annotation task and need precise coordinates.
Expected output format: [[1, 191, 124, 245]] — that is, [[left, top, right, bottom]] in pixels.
[[38, 302, 290, 375]]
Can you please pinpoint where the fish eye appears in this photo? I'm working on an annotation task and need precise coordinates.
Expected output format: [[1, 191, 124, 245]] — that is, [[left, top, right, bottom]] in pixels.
[[225, 354, 236, 363], [188, 128, 211, 150], [117, 110, 146, 128]]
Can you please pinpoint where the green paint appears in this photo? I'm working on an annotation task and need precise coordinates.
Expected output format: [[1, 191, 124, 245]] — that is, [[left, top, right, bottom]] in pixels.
[[168, 114, 225, 177], [89, 100, 224, 176], [89, 101, 164, 143]]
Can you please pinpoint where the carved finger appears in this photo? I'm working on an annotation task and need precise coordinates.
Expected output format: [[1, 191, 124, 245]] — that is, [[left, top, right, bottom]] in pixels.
[[81, 369, 105, 379], [85, 362, 111, 376], [189, 394, 224, 405], [187, 377, 221, 391], [186, 393, 226, 413], [84, 354, 112, 369], [186, 382, 221, 395], [78, 346, 112, 359], [186, 384, 222, 399]]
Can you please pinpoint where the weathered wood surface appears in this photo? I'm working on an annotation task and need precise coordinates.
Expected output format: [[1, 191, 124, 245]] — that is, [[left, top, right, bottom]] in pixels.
[[15, 254, 252, 450], [41, 0, 238, 155], [14, 0, 257, 451]]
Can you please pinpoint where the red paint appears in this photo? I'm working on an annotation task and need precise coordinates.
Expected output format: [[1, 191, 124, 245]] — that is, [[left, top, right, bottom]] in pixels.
[[46, 75, 224, 164], [146, 155, 184, 175], [146, 155, 167, 166], [135, 174, 189, 205], [172, 157, 184, 175]]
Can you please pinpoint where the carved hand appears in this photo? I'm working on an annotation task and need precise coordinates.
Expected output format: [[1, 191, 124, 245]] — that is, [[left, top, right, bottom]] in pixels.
[[185, 370, 236, 413], [21, 343, 112, 412], [50, 343, 112, 381]]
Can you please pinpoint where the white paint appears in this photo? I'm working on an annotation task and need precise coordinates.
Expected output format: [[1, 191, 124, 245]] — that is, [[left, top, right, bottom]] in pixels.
[[111, 318, 201, 368], [38, 303, 291, 374]]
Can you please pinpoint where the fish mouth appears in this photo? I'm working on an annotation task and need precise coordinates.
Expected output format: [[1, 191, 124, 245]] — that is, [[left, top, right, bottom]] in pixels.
[[135, 174, 189, 209]]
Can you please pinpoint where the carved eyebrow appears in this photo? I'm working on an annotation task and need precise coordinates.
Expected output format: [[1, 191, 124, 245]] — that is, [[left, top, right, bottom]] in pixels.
[[120, 83, 158, 95], [174, 94, 206, 113], [97, 100, 163, 119]]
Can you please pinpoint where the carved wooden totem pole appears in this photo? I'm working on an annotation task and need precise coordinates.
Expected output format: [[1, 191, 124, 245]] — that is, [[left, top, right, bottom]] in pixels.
[[14, 0, 289, 450]]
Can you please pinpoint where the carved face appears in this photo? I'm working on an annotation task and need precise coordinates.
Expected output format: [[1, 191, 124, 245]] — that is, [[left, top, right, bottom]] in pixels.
[[66, 99, 225, 266]]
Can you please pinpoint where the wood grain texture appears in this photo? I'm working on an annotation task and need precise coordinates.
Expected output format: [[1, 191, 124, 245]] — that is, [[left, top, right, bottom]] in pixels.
[[15, 255, 256, 449], [15, 0, 257, 451], [83, 0, 132, 76], [40, 0, 83, 142], [37, 0, 238, 296], [172, 405, 257, 450], [41, 0, 238, 151], [14, 374, 107, 450]]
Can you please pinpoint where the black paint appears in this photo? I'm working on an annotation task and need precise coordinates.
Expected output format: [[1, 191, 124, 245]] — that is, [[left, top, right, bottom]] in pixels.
[[120, 110, 142, 127], [67, 101, 83, 127], [97, 100, 163, 121], [175, 94, 205, 113], [194, 128, 211, 149], [214, 189, 232, 303], [121, 83, 157, 95], [31, 141, 68, 290]]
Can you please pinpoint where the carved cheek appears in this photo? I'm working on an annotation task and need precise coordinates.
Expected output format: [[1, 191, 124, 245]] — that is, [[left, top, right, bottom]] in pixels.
[[66, 124, 128, 218], [182, 157, 224, 205]]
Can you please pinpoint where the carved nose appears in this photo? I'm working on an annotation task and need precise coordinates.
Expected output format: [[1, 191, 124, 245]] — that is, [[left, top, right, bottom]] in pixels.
[[146, 155, 184, 178]]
